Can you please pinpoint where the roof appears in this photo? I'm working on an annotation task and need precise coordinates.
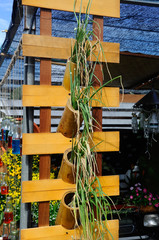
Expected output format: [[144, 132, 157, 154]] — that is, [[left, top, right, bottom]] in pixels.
[[104, 52, 159, 90]]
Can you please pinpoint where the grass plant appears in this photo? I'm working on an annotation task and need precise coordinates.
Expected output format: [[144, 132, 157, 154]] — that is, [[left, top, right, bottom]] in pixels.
[[64, 1, 120, 239]]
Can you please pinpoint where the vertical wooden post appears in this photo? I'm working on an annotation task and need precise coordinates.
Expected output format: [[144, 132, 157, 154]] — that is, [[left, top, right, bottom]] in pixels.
[[38, 8, 52, 227], [92, 16, 103, 176]]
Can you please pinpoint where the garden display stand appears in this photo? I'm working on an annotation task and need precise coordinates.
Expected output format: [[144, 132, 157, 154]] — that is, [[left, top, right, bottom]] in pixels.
[[21, 0, 120, 239]]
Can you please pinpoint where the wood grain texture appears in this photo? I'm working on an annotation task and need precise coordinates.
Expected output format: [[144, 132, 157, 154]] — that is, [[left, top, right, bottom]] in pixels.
[[22, 34, 120, 63], [22, 131, 119, 155], [92, 16, 103, 176], [39, 8, 52, 227], [22, 175, 119, 203], [21, 219, 119, 240], [22, 0, 120, 18], [22, 85, 119, 107], [120, 94, 145, 103]]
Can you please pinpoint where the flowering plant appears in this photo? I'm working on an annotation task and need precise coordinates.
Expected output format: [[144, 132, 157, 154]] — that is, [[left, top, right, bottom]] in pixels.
[[0, 151, 59, 226], [127, 182, 159, 209]]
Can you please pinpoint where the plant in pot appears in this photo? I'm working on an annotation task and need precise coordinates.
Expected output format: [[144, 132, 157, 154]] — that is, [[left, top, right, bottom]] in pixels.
[[57, 0, 109, 138], [56, 1, 120, 239]]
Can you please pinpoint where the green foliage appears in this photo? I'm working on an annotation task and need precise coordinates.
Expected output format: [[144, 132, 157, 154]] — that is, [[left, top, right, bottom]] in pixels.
[[66, 1, 121, 239]]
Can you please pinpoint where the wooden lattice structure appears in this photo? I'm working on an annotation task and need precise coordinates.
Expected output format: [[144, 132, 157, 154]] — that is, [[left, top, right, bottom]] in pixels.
[[21, 0, 120, 239]]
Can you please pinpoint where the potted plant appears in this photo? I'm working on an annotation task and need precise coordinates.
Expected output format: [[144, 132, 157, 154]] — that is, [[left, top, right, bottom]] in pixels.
[[126, 182, 159, 212], [57, 0, 115, 138], [56, 1, 120, 239]]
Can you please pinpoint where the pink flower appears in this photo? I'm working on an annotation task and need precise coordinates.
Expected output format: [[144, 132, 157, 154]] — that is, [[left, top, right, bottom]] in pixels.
[[136, 193, 139, 196], [144, 195, 147, 199], [143, 188, 147, 193], [149, 193, 153, 198], [130, 195, 133, 199], [136, 189, 138, 193], [148, 198, 151, 201], [155, 203, 159, 208], [149, 202, 152, 206]]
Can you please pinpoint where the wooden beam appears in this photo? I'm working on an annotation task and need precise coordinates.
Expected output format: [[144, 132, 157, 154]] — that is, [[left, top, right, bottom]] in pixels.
[[92, 16, 104, 176], [22, 175, 119, 203], [38, 8, 52, 227], [22, 0, 120, 18], [21, 219, 119, 240], [22, 34, 120, 63], [22, 132, 119, 155], [120, 94, 145, 103], [22, 85, 119, 108]]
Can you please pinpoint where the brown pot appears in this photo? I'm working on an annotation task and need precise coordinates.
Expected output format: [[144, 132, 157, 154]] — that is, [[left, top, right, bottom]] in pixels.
[[140, 205, 156, 213], [57, 98, 82, 138], [0, 223, 3, 235], [55, 191, 79, 229], [58, 148, 76, 184], [62, 59, 76, 91]]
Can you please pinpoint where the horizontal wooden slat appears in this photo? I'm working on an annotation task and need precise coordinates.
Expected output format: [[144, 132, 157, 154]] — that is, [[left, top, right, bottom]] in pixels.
[[22, 0, 120, 18], [22, 132, 119, 155], [120, 94, 145, 103], [21, 219, 119, 240], [22, 34, 120, 63], [22, 85, 119, 107], [22, 175, 119, 203]]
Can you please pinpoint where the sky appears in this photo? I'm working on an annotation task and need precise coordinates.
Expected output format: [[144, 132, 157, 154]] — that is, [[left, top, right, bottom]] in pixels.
[[0, 0, 13, 47]]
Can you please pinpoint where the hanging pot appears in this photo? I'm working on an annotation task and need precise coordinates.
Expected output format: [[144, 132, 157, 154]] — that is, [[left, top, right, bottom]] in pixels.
[[57, 98, 82, 138], [62, 59, 76, 91], [58, 148, 76, 184], [55, 191, 79, 229]]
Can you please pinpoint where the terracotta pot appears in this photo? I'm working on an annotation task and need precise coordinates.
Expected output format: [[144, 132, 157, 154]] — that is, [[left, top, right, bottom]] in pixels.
[[0, 223, 3, 235], [57, 98, 82, 138], [58, 148, 76, 184], [55, 191, 79, 229], [140, 205, 156, 213], [62, 59, 76, 91]]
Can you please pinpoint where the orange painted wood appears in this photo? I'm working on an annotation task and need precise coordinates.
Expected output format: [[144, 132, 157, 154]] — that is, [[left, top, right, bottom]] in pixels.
[[22, 175, 119, 203], [22, 85, 119, 107], [22, 0, 120, 18], [39, 8, 52, 227], [21, 219, 119, 240], [120, 94, 145, 103], [22, 132, 119, 155], [22, 34, 120, 63]]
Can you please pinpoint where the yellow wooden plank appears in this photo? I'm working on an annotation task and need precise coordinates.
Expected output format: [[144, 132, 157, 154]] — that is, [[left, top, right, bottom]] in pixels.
[[22, 34, 120, 63], [22, 132, 119, 155], [120, 93, 145, 103], [22, 0, 120, 18], [22, 175, 119, 203], [21, 219, 119, 240], [22, 85, 119, 107]]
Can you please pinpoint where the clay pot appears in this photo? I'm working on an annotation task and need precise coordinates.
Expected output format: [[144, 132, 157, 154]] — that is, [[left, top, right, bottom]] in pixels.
[[57, 99, 82, 138], [62, 59, 76, 91], [58, 148, 76, 184], [140, 205, 156, 213], [55, 191, 79, 229]]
